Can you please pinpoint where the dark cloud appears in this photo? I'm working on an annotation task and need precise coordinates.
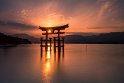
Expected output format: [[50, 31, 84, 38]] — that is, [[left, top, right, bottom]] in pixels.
[[88, 26, 124, 30], [0, 20, 35, 30], [113, 0, 124, 20]]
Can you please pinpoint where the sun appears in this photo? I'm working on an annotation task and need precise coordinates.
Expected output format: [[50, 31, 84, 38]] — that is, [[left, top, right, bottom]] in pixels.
[[48, 29, 52, 33], [44, 19, 55, 27], [40, 14, 67, 27], [47, 21, 53, 27]]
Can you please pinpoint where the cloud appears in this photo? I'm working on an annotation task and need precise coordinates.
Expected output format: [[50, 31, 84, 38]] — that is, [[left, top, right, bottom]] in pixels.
[[40, 13, 71, 27], [0, 20, 35, 30], [97, 1, 111, 18], [88, 26, 124, 29], [0, 0, 124, 36]]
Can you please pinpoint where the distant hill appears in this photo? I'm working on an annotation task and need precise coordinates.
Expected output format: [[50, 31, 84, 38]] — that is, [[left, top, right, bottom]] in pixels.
[[8, 32, 124, 44], [12, 34, 40, 43], [65, 32, 124, 44], [0, 33, 31, 45]]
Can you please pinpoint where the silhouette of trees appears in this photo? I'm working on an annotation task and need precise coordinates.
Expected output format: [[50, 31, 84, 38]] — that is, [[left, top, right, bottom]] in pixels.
[[0, 33, 31, 45]]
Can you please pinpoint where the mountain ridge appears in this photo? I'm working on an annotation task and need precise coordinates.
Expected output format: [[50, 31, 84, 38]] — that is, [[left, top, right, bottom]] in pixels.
[[2, 32, 124, 44]]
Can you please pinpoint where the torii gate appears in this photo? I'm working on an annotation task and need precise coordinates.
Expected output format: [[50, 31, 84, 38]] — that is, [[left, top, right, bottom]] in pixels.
[[39, 24, 69, 55]]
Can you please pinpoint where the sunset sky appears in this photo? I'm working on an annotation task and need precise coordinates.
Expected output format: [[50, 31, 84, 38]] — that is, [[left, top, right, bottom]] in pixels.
[[0, 0, 124, 37]]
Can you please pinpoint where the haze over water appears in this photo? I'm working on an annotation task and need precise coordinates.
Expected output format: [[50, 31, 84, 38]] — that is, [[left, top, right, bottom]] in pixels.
[[0, 44, 124, 83]]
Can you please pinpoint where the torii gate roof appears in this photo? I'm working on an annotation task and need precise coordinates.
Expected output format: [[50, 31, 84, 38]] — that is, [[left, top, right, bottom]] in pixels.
[[39, 24, 69, 31]]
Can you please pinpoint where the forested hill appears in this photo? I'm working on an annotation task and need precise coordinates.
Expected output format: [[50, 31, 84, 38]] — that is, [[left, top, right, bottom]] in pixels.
[[0, 33, 31, 45]]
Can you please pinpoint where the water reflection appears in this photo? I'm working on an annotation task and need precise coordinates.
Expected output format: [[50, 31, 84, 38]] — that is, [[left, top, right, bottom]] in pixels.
[[0, 45, 18, 56], [0, 44, 124, 83], [46, 47, 51, 60], [43, 47, 52, 83], [40, 46, 65, 83], [41, 45, 64, 62], [42, 60, 52, 83]]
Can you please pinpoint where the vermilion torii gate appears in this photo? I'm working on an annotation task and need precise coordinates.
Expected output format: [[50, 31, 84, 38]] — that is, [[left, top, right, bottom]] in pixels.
[[39, 24, 69, 55]]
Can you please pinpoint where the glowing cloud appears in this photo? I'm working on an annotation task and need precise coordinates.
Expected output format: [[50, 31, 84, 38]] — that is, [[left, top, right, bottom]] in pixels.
[[0, 0, 124, 36]]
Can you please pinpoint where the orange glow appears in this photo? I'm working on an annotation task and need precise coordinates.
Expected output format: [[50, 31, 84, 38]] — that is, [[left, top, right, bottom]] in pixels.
[[42, 47, 53, 83], [47, 51, 51, 59], [47, 20, 54, 27], [40, 18, 56, 27], [45, 61, 51, 73], [47, 47, 51, 59], [43, 20, 57, 27], [47, 43, 50, 46], [38, 13, 68, 27], [9, 0, 123, 37], [43, 60, 51, 83], [48, 29, 52, 33]]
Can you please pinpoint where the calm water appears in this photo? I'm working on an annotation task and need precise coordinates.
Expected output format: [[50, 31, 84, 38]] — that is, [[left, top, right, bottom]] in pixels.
[[0, 44, 124, 83]]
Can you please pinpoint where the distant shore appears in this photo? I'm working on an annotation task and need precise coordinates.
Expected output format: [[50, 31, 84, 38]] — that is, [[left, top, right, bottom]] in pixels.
[[1, 32, 124, 44], [0, 33, 31, 45]]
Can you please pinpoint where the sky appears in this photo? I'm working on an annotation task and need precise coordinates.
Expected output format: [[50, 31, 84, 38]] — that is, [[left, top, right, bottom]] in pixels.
[[0, 0, 124, 37]]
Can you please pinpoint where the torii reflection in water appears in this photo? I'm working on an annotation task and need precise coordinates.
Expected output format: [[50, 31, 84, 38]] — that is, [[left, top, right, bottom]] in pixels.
[[40, 46, 64, 62]]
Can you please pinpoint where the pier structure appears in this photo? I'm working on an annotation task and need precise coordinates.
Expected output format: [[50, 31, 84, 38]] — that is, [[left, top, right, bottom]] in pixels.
[[39, 24, 69, 56]]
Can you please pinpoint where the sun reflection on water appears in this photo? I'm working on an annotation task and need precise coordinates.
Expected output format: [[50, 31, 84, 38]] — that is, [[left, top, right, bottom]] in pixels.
[[47, 47, 51, 60], [41, 45, 64, 83], [44, 60, 51, 76], [41, 47, 53, 83], [42, 60, 52, 83]]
